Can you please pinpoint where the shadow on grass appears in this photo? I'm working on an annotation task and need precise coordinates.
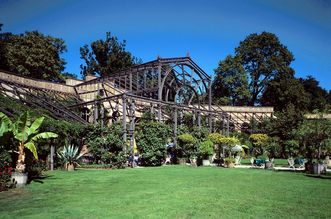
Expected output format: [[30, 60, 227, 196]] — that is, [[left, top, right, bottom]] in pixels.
[[305, 173, 331, 180], [27, 173, 55, 184]]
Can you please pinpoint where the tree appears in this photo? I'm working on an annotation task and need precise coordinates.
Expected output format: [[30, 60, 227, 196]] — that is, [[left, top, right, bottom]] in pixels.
[[80, 32, 139, 77], [261, 76, 310, 112], [0, 30, 66, 82], [262, 103, 305, 157], [212, 55, 251, 105], [299, 76, 330, 112], [235, 32, 295, 105], [293, 118, 331, 164]]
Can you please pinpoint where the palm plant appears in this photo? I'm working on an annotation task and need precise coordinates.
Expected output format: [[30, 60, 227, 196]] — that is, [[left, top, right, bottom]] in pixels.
[[0, 111, 58, 173], [57, 145, 85, 170]]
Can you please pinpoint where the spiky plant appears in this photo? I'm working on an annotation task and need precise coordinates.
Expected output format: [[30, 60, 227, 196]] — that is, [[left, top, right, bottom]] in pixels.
[[57, 145, 85, 170]]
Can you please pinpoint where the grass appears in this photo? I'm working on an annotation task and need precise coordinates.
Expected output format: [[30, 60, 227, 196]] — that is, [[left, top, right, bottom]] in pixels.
[[1, 166, 330, 218]]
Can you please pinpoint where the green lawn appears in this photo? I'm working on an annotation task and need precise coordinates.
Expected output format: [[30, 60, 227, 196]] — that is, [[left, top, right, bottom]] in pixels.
[[1, 166, 330, 218]]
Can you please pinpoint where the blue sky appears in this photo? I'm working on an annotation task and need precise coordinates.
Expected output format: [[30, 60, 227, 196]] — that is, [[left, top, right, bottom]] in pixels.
[[1, 0, 330, 89]]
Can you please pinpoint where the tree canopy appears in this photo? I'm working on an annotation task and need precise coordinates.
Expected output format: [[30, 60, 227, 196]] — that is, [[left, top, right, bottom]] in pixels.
[[80, 32, 139, 78], [0, 29, 66, 82], [212, 55, 251, 105], [213, 32, 295, 106]]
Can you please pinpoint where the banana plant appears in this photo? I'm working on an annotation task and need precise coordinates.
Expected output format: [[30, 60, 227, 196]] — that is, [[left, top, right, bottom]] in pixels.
[[2, 111, 58, 172], [0, 112, 12, 139]]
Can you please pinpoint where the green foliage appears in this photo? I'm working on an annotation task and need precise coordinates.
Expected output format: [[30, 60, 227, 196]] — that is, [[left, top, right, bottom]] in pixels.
[[292, 118, 331, 162], [80, 32, 139, 77], [198, 140, 214, 159], [213, 55, 251, 105], [208, 133, 225, 144], [300, 76, 331, 112], [178, 133, 196, 144], [57, 145, 84, 169], [224, 157, 235, 165], [0, 111, 58, 173], [265, 137, 281, 158], [0, 30, 66, 81], [249, 134, 268, 156], [136, 122, 171, 166], [86, 123, 125, 165], [214, 32, 294, 106], [236, 32, 294, 105], [190, 126, 210, 142], [13, 112, 58, 159], [177, 133, 198, 159], [0, 162, 14, 192], [261, 76, 310, 112]]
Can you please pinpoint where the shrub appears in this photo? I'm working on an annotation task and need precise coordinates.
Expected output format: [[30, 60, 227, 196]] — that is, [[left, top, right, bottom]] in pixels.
[[0, 161, 14, 192], [86, 123, 125, 165], [136, 122, 171, 166], [249, 134, 269, 156], [177, 133, 198, 159], [199, 140, 214, 159]]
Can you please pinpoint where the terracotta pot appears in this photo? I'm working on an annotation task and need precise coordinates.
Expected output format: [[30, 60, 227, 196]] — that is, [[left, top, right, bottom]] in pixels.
[[226, 162, 235, 168], [67, 164, 75, 171]]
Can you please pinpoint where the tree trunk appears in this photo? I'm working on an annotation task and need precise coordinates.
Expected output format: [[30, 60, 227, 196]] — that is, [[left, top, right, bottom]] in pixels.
[[16, 142, 26, 173]]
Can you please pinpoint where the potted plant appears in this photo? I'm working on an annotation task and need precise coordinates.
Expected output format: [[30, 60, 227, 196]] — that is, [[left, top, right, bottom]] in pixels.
[[1, 112, 58, 187], [224, 157, 235, 168], [57, 145, 85, 171], [199, 140, 214, 166]]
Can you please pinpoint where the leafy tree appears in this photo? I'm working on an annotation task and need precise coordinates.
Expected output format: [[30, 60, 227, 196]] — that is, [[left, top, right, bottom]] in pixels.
[[80, 32, 139, 77], [213, 55, 251, 105], [235, 32, 294, 105], [0, 29, 66, 81], [293, 118, 331, 163], [299, 76, 330, 112], [261, 76, 310, 112], [262, 103, 305, 157]]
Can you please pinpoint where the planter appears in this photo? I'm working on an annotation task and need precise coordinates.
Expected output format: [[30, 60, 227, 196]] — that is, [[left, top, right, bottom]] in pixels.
[[179, 158, 187, 165], [225, 162, 235, 168], [265, 161, 273, 169], [190, 158, 197, 167], [67, 164, 75, 171], [202, 159, 210, 166], [313, 163, 326, 174], [11, 172, 28, 187]]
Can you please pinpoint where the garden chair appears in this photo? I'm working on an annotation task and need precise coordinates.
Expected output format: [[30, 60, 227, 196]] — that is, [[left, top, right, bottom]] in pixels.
[[294, 158, 305, 169], [288, 158, 295, 169], [250, 157, 255, 167], [235, 156, 241, 165], [255, 159, 265, 168], [164, 156, 171, 165]]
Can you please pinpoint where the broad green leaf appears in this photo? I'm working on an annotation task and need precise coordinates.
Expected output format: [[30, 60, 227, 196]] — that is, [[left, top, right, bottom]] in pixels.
[[0, 112, 12, 137], [31, 132, 58, 141], [28, 116, 44, 135], [25, 141, 38, 159]]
